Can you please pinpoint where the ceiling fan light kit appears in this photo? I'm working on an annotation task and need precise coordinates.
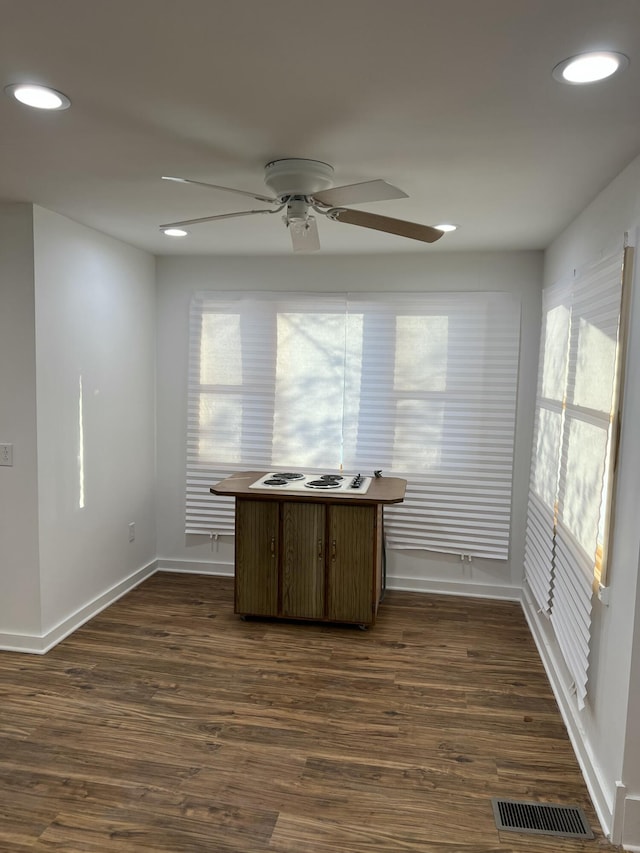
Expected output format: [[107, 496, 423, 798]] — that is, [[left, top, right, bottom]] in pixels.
[[160, 157, 446, 252]]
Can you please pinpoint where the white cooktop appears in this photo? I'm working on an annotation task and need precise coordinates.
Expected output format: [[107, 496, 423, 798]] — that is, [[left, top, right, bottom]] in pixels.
[[249, 472, 372, 495]]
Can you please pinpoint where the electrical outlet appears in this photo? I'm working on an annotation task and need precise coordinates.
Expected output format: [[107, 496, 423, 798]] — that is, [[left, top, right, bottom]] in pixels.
[[0, 443, 13, 467], [128, 522, 135, 542]]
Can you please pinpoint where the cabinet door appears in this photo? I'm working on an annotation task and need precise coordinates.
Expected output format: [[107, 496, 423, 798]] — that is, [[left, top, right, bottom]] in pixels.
[[327, 504, 377, 624], [235, 499, 279, 616], [281, 502, 325, 619]]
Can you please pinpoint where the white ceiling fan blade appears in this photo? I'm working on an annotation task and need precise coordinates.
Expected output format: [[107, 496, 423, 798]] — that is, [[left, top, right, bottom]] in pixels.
[[162, 175, 277, 204], [330, 208, 444, 244], [314, 179, 408, 207], [160, 208, 276, 229], [289, 217, 320, 253]]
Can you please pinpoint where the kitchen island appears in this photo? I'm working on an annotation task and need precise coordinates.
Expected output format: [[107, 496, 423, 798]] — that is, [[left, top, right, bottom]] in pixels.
[[210, 472, 407, 627]]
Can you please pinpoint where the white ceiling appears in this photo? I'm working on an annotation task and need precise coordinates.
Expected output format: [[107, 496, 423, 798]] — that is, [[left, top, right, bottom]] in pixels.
[[2, 0, 640, 256]]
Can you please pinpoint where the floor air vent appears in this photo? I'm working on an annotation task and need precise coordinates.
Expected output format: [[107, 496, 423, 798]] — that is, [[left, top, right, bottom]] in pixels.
[[491, 798, 594, 839]]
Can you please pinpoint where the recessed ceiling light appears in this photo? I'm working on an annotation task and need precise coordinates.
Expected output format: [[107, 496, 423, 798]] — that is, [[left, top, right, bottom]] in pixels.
[[4, 83, 71, 110], [435, 223, 457, 233], [552, 51, 629, 84], [162, 228, 188, 237]]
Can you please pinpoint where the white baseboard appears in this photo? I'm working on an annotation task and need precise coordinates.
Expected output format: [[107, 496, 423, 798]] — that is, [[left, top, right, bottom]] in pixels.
[[622, 795, 640, 850], [0, 561, 158, 654], [156, 558, 234, 577], [386, 574, 521, 601], [0, 631, 46, 654], [521, 585, 614, 842], [153, 565, 520, 599]]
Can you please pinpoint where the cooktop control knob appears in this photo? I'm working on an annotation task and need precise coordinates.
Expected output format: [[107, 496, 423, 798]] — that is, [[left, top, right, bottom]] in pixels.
[[350, 473, 363, 488]]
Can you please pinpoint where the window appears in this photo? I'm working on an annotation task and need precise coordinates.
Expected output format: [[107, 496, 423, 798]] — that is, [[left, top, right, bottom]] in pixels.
[[187, 291, 521, 558], [524, 244, 630, 708]]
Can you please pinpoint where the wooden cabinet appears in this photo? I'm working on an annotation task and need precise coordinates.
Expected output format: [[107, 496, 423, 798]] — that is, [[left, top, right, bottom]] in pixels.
[[281, 501, 325, 619], [234, 498, 382, 626], [212, 473, 406, 628], [327, 504, 382, 625], [234, 500, 279, 617]]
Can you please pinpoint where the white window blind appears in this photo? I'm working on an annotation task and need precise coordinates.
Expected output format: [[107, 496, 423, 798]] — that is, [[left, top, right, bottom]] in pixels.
[[524, 247, 626, 708], [552, 250, 625, 708], [187, 290, 521, 558]]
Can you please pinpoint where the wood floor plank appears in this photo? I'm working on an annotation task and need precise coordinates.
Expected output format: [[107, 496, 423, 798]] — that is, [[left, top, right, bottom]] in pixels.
[[0, 574, 617, 851], [35, 798, 277, 852]]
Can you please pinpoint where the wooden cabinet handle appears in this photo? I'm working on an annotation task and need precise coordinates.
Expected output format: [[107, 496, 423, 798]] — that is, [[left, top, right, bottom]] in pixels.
[[318, 538, 323, 559], [331, 539, 337, 561], [270, 536, 275, 557]]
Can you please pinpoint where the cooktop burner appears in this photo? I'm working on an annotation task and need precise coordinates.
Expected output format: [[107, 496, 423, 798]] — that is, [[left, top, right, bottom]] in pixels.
[[249, 472, 372, 495], [305, 479, 341, 489]]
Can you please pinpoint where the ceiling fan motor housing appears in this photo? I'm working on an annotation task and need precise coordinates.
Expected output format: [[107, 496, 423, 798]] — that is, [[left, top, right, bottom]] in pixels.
[[264, 158, 334, 199]]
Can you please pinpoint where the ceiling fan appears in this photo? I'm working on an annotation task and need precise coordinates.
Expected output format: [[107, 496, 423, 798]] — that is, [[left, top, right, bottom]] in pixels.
[[160, 158, 445, 252]]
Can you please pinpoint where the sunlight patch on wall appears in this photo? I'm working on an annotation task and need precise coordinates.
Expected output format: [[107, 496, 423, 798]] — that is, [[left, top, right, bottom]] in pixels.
[[78, 374, 85, 509]]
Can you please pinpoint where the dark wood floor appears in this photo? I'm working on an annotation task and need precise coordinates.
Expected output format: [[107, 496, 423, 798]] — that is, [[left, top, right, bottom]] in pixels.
[[0, 573, 619, 852]]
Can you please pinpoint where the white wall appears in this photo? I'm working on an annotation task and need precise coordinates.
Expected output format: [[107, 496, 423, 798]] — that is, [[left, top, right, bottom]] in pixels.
[[0, 203, 42, 639], [529, 152, 640, 849], [155, 250, 542, 598], [32, 208, 158, 639]]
